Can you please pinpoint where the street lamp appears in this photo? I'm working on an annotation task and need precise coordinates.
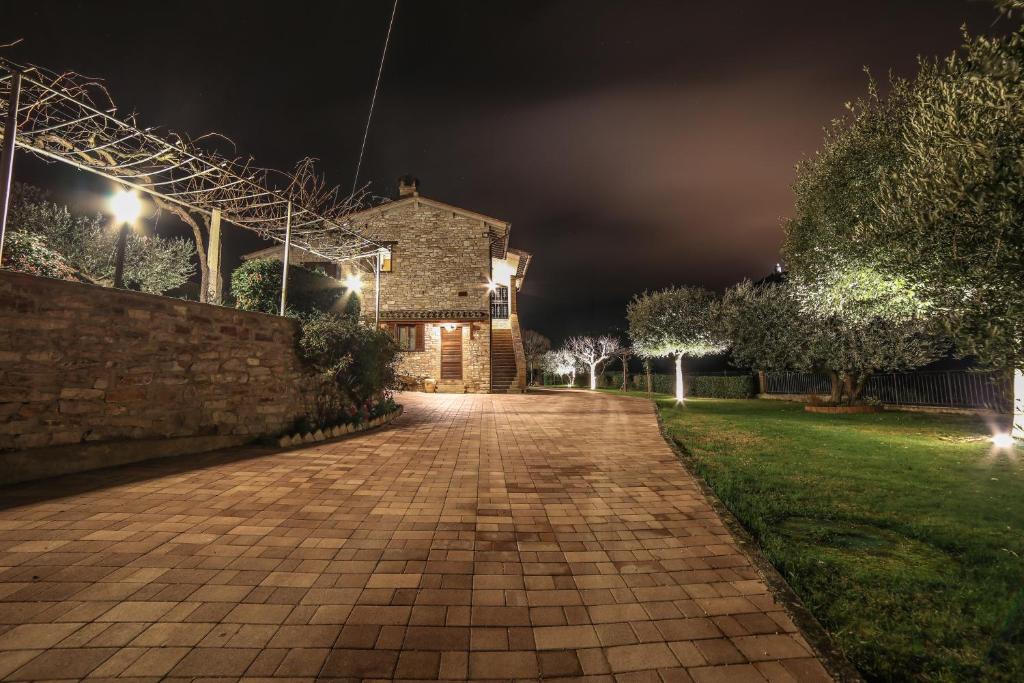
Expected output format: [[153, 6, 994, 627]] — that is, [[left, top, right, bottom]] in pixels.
[[110, 189, 141, 289]]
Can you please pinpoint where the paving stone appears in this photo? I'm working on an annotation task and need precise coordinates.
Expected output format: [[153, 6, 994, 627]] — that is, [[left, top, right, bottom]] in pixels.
[[0, 391, 830, 681]]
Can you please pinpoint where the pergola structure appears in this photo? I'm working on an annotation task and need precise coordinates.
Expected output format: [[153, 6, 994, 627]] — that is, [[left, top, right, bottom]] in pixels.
[[0, 58, 388, 322]]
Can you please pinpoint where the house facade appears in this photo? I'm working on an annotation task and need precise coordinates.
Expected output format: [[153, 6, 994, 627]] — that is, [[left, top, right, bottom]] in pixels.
[[354, 177, 530, 393], [242, 176, 531, 393]]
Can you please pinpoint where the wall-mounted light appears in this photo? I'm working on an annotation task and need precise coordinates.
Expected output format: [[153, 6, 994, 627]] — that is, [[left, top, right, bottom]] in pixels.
[[486, 279, 497, 292], [442, 322, 458, 331], [344, 273, 362, 294]]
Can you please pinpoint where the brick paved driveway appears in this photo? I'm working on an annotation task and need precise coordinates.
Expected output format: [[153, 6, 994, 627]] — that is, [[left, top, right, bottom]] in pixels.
[[0, 390, 831, 681]]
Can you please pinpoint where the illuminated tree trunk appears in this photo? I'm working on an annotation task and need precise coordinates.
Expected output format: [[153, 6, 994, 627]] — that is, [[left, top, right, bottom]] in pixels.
[[828, 370, 843, 403], [567, 370, 575, 389], [645, 359, 652, 394], [1014, 369, 1023, 440], [675, 354, 684, 401], [589, 362, 598, 390]]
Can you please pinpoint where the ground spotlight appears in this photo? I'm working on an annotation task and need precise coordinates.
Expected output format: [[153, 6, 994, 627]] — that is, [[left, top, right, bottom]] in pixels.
[[992, 433, 1016, 448]]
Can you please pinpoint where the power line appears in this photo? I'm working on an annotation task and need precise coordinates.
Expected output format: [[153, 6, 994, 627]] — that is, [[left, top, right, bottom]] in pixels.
[[351, 0, 399, 197]]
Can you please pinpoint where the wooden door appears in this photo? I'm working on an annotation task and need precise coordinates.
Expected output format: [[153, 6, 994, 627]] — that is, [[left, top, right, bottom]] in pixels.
[[440, 327, 463, 380]]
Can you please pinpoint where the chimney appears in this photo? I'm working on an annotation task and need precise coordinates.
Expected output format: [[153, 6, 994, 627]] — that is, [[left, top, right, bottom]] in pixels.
[[397, 175, 419, 198]]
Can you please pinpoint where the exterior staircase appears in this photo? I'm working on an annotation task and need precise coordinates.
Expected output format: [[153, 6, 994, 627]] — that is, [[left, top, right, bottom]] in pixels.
[[491, 329, 518, 393]]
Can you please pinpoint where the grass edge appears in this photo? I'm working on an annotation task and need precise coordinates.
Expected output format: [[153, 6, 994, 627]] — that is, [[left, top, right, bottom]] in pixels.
[[648, 397, 865, 683]]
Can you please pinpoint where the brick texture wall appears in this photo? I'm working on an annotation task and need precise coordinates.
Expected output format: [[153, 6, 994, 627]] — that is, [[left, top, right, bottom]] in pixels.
[[0, 270, 337, 453]]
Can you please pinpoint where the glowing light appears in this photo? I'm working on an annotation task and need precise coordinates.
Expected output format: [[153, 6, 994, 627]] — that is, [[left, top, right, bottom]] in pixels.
[[442, 322, 458, 331], [486, 279, 497, 292], [344, 273, 362, 294], [491, 262, 516, 282], [992, 433, 1016, 448], [110, 190, 141, 224]]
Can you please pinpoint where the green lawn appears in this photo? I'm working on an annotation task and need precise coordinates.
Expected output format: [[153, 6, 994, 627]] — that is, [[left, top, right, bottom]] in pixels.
[[601, 390, 1024, 681]]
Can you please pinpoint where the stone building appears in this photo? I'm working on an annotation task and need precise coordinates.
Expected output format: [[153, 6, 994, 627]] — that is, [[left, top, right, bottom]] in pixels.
[[242, 176, 531, 393]]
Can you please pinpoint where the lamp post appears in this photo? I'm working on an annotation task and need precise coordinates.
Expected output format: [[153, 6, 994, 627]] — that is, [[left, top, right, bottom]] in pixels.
[[110, 190, 141, 289], [0, 69, 22, 263]]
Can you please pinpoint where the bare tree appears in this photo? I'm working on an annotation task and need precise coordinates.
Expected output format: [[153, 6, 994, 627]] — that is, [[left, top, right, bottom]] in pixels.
[[567, 336, 622, 391], [542, 349, 577, 388]]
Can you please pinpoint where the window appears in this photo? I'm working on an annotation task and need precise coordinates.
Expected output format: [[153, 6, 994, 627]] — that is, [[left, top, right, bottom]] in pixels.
[[379, 242, 396, 272], [396, 323, 419, 352]]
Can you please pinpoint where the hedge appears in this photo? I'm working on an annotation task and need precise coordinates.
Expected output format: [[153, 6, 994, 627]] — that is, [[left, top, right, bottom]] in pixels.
[[542, 371, 754, 398], [686, 374, 755, 398]]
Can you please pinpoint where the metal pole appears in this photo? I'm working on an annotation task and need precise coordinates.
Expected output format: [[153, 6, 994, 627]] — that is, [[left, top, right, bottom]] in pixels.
[[374, 249, 381, 328], [206, 208, 223, 304], [112, 223, 129, 288], [0, 70, 22, 262], [279, 201, 292, 316]]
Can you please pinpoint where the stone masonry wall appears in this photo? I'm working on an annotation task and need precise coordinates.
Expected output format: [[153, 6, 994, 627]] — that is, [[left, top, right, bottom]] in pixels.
[[358, 202, 494, 313], [357, 200, 494, 392], [393, 322, 490, 393], [0, 270, 336, 453]]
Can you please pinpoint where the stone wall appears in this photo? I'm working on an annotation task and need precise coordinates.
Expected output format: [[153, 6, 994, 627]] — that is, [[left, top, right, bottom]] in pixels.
[[0, 270, 339, 479], [393, 322, 490, 393], [358, 201, 493, 314], [356, 200, 495, 392]]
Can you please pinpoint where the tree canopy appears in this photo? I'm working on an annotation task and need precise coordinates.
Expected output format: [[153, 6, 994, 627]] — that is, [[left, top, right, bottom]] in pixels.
[[3, 184, 195, 294], [724, 271, 946, 403], [784, 17, 1024, 374], [627, 286, 727, 359]]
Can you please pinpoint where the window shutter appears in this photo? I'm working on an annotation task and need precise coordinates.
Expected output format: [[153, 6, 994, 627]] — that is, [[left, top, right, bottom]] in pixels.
[[416, 323, 426, 351]]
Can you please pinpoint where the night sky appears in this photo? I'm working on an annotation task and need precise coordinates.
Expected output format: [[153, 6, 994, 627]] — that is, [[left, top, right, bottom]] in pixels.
[[0, 0, 1005, 345]]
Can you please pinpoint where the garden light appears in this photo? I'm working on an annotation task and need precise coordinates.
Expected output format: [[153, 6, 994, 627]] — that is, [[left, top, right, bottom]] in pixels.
[[110, 189, 142, 289], [344, 273, 362, 294], [991, 433, 1015, 449], [110, 189, 141, 225]]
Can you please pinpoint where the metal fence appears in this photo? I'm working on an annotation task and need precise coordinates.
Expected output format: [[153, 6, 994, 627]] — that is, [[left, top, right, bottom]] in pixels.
[[765, 370, 1011, 411]]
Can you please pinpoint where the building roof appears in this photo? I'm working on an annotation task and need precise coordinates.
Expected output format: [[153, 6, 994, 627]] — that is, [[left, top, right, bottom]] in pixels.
[[508, 248, 532, 283]]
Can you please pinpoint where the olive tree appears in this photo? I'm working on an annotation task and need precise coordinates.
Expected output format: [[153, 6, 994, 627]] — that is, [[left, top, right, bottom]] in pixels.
[[627, 286, 727, 401], [566, 335, 621, 391], [875, 23, 1024, 435], [725, 273, 945, 404], [784, 15, 1024, 429], [5, 184, 195, 294]]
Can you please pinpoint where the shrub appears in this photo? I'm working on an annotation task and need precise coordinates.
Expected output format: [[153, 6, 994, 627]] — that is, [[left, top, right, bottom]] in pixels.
[[231, 258, 357, 316], [297, 311, 399, 415], [1, 230, 82, 281]]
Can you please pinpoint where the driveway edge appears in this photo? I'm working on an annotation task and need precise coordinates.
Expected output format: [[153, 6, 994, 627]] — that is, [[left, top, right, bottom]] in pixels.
[[651, 401, 864, 683]]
